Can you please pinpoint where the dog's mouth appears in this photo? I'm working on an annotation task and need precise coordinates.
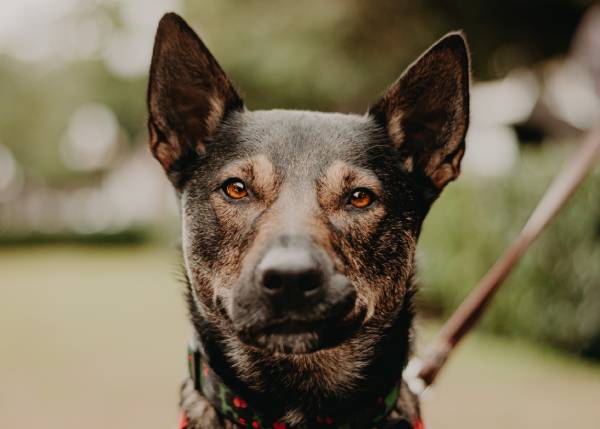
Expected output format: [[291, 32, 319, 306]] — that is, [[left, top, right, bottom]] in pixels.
[[241, 308, 365, 354], [218, 295, 365, 354]]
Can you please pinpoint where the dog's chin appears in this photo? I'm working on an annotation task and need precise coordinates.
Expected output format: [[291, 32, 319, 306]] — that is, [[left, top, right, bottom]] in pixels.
[[235, 309, 366, 355], [247, 329, 323, 354]]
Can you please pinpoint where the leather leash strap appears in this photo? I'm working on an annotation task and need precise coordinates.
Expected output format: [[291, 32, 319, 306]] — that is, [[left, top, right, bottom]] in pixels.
[[408, 126, 600, 393]]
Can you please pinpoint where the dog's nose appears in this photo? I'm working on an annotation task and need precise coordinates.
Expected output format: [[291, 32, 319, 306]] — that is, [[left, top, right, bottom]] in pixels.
[[256, 244, 325, 308]]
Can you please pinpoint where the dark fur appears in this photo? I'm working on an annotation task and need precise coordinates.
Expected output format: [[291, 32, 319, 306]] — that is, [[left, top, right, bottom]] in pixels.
[[147, 13, 470, 428]]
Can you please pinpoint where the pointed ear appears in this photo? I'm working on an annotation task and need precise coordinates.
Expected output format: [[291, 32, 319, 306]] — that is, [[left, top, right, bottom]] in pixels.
[[369, 32, 470, 190], [147, 13, 243, 184]]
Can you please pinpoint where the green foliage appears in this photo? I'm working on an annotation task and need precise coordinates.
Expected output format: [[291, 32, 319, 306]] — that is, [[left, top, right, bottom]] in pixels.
[[418, 145, 600, 358]]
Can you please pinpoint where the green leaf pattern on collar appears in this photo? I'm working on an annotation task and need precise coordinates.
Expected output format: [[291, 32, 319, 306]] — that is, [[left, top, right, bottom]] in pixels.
[[187, 342, 407, 429]]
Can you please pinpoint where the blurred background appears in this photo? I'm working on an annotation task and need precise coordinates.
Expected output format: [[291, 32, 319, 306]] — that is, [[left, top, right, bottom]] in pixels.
[[1, 0, 599, 428]]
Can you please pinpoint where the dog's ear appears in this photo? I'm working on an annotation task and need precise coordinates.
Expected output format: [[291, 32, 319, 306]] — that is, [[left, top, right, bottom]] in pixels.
[[369, 32, 470, 190], [147, 13, 243, 184]]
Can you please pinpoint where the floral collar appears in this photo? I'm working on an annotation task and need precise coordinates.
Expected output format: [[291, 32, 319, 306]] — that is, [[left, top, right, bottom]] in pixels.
[[180, 340, 424, 429]]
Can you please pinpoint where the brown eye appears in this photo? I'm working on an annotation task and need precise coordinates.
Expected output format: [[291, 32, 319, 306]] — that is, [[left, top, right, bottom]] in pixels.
[[349, 188, 375, 209], [222, 179, 248, 200]]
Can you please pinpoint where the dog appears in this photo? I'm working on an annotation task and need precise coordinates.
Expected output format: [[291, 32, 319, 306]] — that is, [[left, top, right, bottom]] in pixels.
[[146, 13, 470, 429]]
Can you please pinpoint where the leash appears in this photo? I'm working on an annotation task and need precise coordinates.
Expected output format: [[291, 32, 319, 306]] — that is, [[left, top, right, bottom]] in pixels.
[[405, 125, 600, 395]]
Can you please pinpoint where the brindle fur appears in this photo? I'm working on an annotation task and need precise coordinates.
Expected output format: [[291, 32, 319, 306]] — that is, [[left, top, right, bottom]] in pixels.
[[147, 13, 470, 428]]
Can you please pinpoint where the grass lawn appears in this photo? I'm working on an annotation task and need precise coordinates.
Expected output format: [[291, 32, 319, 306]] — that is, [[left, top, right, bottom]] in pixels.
[[1, 244, 598, 428]]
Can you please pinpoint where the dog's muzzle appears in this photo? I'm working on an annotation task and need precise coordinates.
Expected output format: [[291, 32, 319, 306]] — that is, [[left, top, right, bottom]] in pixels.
[[229, 235, 360, 354]]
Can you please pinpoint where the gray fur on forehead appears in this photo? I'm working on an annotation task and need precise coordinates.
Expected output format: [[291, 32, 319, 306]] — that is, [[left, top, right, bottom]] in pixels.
[[222, 109, 382, 168]]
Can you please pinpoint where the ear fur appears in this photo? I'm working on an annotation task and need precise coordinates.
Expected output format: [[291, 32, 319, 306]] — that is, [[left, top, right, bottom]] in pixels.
[[147, 13, 243, 185], [369, 32, 470, 190]]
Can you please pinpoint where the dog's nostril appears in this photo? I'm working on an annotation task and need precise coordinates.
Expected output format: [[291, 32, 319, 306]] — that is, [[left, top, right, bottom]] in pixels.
[[261, 269, 322, 293], [297, 270, 322, 292], [256, 243, 327, 305], [263, 270, 284, 291], [260, 267, 324, 298]]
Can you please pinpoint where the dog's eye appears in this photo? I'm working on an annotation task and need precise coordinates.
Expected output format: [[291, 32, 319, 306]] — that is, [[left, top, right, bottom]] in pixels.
[[349, 188, 375, 209], [222, 178, 248, 200]]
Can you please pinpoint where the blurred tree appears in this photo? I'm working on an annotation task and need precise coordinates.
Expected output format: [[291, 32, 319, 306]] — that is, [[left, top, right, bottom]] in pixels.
[[0, 0, 594, 180], [419, 145, 600, 359]]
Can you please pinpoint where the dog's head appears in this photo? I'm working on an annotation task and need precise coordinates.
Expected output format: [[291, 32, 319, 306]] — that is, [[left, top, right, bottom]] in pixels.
[[147, 13, 469, 355]]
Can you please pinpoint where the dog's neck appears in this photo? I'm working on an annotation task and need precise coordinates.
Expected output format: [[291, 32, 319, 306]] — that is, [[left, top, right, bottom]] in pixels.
[[187, 287, 417, 427]]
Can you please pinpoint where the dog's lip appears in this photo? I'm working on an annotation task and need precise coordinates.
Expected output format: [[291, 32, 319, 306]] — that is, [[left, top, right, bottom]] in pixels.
[[231, 289, 358, 336], [236, 306, 366, 354], [215, 295, 366, 354], [243, 307, 366, 354], [217, 295, 361, 335]]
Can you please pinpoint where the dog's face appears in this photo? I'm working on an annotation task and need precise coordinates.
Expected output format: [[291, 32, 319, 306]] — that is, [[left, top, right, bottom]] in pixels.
[[147, 14, 469, 356]]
